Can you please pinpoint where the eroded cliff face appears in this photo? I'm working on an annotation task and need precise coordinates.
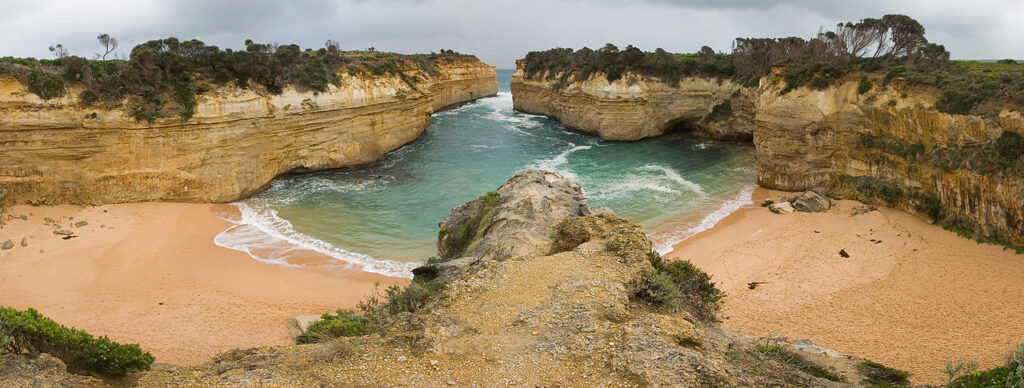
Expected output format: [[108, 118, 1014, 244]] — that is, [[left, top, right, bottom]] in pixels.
[[510, 60, 755, 141], [511, 57, 1024, 246], [755, 70, 1024, 246], [0, 59, 497, 205]]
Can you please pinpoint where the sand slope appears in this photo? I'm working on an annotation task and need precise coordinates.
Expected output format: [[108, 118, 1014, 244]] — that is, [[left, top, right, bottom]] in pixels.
[[668, 188, 1024, 385], [0, 203, 406, 364]]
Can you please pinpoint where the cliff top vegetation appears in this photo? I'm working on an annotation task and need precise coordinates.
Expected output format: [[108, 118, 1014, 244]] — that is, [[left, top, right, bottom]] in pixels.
[[0, 37, 477, 121], [522, 14, 1023, 117]]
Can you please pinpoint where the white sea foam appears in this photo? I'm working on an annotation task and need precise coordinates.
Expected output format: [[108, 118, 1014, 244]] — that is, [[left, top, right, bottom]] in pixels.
[[526, 144, 591, 180], [214, 202, 419, 278], [650, 184, 757, 255], [638, 164, 706, 196]]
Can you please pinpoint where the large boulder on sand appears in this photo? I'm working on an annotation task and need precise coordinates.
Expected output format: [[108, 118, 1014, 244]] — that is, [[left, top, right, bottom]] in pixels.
[[792, 190, 831, 213]]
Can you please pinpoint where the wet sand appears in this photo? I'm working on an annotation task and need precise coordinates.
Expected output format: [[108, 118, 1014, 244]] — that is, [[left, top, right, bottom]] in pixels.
[[667, 188, 1024, 385], [0, 202, 408, 365]]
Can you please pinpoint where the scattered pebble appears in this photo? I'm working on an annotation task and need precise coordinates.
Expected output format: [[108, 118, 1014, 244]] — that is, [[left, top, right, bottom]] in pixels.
[[839, 249, 850, 258], [74, 221, 89, 228], [1, 239, 13, 250], [429, 360, 440, 366], [20, 238, 27, 247]]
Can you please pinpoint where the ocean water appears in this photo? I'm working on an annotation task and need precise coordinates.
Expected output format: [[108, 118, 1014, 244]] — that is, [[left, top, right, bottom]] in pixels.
[[215, 70, 757, 277]]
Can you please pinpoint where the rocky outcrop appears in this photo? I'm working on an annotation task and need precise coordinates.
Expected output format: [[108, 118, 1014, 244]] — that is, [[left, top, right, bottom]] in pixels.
[[136, 171, 874, 387], [755, 70, 1024, 245], [510, 60, 755, 141], [0, 59, 497, 205]]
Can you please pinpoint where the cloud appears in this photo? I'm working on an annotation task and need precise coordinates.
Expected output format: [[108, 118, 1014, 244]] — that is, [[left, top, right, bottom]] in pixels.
[[0, 0, 1019, 68]]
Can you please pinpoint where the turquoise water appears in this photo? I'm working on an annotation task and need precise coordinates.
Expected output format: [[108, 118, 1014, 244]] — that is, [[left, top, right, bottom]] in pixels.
[[216, 70, 757, 277]]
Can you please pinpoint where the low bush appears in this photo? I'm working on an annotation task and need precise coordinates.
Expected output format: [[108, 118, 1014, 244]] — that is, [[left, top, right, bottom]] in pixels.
[[296, 310, 367, 344], [640, 252, 723, 319], [859, 360, 910, 387], [298, 278, 448, 343], [757, 344, 846, 382], [0, 306, 154, 376], [858, 75, 873, 94]]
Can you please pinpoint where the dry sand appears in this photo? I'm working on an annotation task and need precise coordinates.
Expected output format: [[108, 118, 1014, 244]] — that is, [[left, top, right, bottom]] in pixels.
[[667, 188, 1024, 385], [0, 202, 407, 365]]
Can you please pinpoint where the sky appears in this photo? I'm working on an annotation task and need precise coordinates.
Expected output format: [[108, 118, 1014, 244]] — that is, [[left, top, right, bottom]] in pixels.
[[1, 0, 1021, 68]]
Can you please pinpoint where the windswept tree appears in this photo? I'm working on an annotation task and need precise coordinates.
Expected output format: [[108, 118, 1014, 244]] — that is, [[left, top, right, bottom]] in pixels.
[[97, 34, 118, 60]]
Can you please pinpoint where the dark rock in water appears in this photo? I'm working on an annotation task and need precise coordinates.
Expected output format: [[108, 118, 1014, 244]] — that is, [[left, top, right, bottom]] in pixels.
[[1, 239, 13, 250], [792, 190, 831, 213], [760, 199, 774, 207], [62, 235, 77, 240], [839, 249, 850, 258], [74, 221, 88, 228]]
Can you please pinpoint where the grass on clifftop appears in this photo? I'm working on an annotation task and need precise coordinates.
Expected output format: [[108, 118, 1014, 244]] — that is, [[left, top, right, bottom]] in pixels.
[[0, 306, 154, 376], [0, 39, 476, 122]]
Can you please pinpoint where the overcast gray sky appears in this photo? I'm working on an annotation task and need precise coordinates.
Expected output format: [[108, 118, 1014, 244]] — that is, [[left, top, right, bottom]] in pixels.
[[2, 0, 1021, 68]]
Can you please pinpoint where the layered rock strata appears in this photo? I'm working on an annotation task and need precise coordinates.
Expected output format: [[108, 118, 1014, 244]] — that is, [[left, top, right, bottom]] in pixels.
[[510, 60, 755, 141], [511, 58, 1024, 245], [755, 70, 1024, 246], [0, 59, 497, 205]]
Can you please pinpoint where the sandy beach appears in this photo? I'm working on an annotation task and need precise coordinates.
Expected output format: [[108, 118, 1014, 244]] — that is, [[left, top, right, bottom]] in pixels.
[[667, 188, 1024, 385], [0, 202, 407, 365]]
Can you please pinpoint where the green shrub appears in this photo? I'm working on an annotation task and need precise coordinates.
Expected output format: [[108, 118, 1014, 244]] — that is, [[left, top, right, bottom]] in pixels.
[[948, 366, 1012, 388], [859, 360, 910, 387], [27, 67, 65, 100], [359, 279, 447, 322], [296, 310, 367, 344], [882, 67, 906, 86], [78, 89, 98, 106], [0, 307, 154, 376], [935, 90, 985, 115], [757, 345, 846, 382], [858, 75, 873, 94], [640, 252, 723, 319]]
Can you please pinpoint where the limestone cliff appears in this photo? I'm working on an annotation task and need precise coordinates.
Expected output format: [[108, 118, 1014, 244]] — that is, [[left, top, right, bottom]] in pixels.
[[510, 60, 755, 141], [0, 59, 497, 205], [755, 70, 1024, 246], [511, 57, 1024, 246]]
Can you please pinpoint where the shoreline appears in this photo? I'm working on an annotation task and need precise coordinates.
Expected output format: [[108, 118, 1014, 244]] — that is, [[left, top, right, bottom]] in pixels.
[[0, 202, 408, 365], [667, 187, 1024, 385]]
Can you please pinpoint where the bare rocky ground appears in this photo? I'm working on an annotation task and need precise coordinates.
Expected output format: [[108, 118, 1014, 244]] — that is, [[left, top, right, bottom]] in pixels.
[[2, 171, 879, 387]]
